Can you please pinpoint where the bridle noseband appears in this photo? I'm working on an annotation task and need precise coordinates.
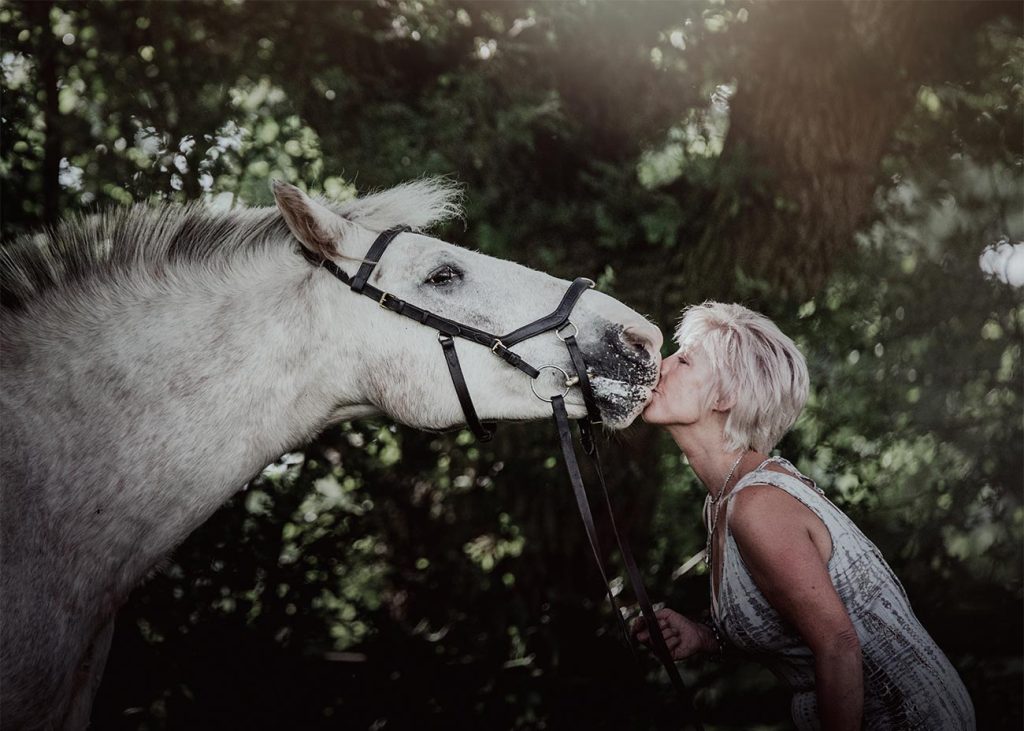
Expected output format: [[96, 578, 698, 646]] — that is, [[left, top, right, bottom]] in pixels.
[[301, 227, 698, 726]]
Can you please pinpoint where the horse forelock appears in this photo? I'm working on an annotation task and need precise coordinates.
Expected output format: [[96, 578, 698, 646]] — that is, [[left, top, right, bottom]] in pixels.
[[0, 177, 463, 314]]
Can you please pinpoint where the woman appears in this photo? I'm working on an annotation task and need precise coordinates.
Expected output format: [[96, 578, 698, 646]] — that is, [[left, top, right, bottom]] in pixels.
[[634, 302, 974, 730]]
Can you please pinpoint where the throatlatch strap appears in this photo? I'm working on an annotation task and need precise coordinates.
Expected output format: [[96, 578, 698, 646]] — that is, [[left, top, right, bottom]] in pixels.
[[439, 335, 494, 442]]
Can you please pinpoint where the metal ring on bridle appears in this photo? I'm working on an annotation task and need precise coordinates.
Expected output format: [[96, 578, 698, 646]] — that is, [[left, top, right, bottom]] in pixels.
[[530, 365, 572, 403], [556, 321, 578, 342]]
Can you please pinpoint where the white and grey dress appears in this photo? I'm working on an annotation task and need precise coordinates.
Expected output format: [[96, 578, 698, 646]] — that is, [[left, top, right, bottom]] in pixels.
[[708, 457, 975, 730]]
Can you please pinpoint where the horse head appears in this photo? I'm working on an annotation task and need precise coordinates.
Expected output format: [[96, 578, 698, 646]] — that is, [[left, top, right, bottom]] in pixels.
[[274, 181, 662, 432]]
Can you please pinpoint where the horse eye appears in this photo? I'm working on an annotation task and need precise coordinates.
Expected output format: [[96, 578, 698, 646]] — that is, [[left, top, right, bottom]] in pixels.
[[425, 265, 461, 286]]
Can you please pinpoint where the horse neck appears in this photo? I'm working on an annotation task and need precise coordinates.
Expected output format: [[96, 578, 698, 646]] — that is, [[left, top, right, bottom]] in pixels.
[[3, 244, 369, 601]]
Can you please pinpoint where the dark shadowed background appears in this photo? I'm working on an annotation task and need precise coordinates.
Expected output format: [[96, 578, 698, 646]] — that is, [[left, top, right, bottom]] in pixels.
[[2, 1, 1021, 729]]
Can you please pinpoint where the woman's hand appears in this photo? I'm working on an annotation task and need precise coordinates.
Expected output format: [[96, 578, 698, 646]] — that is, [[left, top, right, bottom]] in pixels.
[[630, 608, 716, 660]]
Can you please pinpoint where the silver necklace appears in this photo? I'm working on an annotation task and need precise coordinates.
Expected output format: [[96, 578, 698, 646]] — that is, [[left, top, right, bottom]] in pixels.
[[704, 452, 745, 566]]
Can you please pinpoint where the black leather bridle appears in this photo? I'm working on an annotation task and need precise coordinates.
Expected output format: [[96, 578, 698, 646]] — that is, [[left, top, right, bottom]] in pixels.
[[301, 225, 601, 440], [302, 227, 698, 726]]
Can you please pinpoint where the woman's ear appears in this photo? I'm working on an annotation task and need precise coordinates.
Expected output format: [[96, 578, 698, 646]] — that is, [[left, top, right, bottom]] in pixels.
[[712, 390, 735, 413]]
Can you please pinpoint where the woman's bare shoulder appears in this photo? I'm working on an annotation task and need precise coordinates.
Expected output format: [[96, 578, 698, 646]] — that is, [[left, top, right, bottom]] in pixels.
[[728, 477, 832, 564], [728, 484, 805, 531]]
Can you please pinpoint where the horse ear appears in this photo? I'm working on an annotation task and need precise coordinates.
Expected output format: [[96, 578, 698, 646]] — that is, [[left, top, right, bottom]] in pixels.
[[272, 180, 347, 258]]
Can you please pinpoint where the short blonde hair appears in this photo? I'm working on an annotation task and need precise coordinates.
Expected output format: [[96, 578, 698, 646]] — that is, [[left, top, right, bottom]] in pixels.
[[674, 302, 809, 453]]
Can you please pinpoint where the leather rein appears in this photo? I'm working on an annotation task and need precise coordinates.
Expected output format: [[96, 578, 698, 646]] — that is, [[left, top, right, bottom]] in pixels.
[[302, 227, 698, 723]]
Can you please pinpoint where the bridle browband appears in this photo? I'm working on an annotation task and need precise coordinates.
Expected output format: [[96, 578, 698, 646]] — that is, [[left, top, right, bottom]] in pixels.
[[301, 227, 699, 727]]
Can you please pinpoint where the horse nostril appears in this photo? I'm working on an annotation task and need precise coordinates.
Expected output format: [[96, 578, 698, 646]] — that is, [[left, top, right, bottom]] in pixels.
[[621, 325, 661, 363]]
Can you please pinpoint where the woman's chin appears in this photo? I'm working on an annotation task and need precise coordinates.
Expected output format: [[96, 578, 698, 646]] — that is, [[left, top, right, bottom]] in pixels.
[[641, 394, 660, 423]]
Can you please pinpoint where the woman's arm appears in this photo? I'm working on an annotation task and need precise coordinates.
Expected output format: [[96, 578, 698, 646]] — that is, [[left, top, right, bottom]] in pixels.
[[729, 486, 863, 731]]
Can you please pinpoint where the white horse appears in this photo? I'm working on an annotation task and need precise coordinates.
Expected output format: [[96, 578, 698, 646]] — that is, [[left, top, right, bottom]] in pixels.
[[0, 178, 662, 729]]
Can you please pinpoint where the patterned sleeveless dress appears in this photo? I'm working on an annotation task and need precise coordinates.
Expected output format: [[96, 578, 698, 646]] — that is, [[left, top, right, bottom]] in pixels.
[[708, 457, 975, 730]]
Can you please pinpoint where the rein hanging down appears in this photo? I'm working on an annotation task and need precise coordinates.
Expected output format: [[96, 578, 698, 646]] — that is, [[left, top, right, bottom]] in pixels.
[[301, 226, 698, 725]]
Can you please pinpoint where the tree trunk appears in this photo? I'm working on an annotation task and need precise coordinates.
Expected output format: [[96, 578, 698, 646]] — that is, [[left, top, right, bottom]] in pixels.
[[704, 0, 1016, 295]]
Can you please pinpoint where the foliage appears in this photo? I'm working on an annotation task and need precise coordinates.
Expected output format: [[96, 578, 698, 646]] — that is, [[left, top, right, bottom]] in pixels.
[[1, 1, 1020, 729]]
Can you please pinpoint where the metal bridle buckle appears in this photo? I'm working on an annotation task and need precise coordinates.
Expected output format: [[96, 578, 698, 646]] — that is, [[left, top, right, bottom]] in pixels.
[[491, 339, 506, 353], [530, 365, 573, 403], [556, 322, 578, 342], [378, 292, 391, 308]]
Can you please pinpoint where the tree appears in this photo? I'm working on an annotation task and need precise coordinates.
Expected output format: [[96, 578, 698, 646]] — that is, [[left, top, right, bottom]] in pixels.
[[2, 1, 1020, 728]]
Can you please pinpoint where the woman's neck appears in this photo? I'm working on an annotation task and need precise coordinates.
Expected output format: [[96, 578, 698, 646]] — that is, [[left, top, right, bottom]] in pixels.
[[665, 423, 766, 499]]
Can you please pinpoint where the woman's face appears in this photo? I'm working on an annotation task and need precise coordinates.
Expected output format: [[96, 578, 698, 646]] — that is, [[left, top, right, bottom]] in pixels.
[[642, 343, 717, 426]]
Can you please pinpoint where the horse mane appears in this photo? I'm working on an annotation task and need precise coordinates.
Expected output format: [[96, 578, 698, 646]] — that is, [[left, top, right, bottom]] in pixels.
[[0, 177, 463, 313]]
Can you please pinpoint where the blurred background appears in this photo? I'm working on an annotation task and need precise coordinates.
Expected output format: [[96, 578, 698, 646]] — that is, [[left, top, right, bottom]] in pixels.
[[2, 1, 1021, 729]]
